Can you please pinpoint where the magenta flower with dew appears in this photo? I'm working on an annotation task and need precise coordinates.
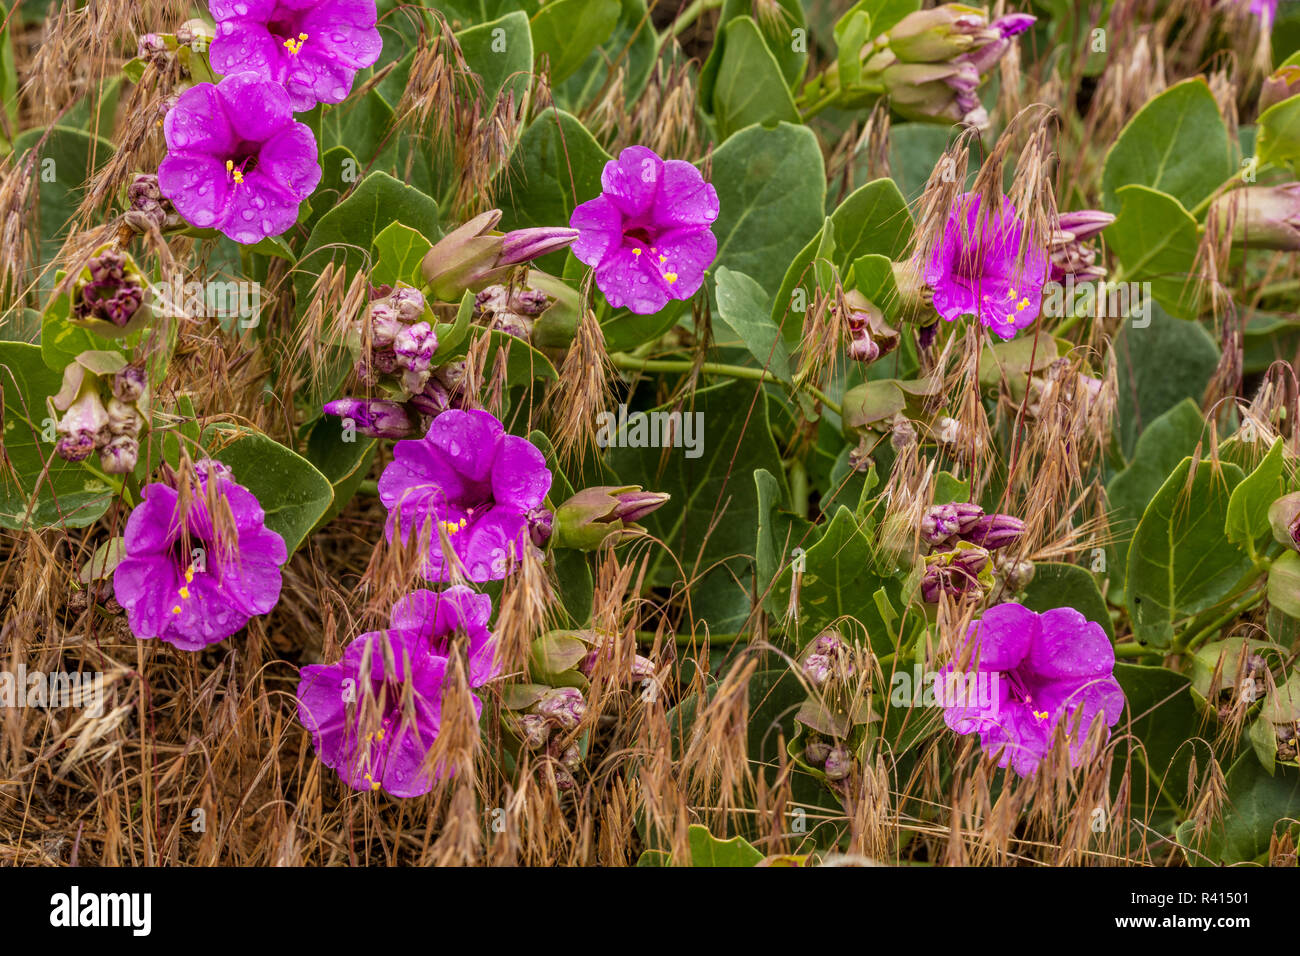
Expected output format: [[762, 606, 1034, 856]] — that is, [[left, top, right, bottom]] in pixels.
[[570, 145, 719, 315], [296, 585, 496, 796], [297, 629, 452, 797], [923, 192, 1048, 340], [208, 0, 382, 112], [158, 72, 321, 245], [378, 409, 552, 582], [939, 602, 1125, 777], [112, 460, 288, 651]]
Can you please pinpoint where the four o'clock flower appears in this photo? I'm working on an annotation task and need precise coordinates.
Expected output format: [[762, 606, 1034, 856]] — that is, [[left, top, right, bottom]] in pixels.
[[159, 71, 321, 245], [550, 485, 671, 551], [322, 397, 415, 439], [112, 459, 288, 651], [296, 586, 498, 796], [940, 602, 1125, 777], [208, 0, 383, 113], [378, 409, 552, 582], [1048, 209, 1114, 283], [570, 145, 720, 315], [923, 192, 1048, 339], [420, 209, 580, 303]]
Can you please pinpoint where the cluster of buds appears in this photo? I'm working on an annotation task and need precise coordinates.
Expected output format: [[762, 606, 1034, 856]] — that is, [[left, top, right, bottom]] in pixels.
[[420, 209, 579, 304], [817, 6, 1036, 129], [1211, 183, 1300, 252], [1277, 722, 1298, 764], [123, 173, 185, 236], [515, 687, 587, 791], [801, 630, 857, 689], [326, 285, 466, 439], [550, 485, 671, 551], [472, 272, 584, 351], [803, 733, 853, 783], [839, 290, 899, 363], [50, 352, 148, 474], [920, 502, 1025, 603], [70, 246, 151, 338], [577, 635, 656, 686], [1048, 210, 1114, 283]]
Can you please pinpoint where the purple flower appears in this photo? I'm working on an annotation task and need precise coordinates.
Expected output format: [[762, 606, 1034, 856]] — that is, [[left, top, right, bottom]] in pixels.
[[322, 398, 415, 438], [939, 602, 1125, 777], [923, 192, 1048, 340], [296, 586, 495, 796], [208, 0, 382, 112], [159, 72, 322, 245], [570, 145, 719, 315], [112, 460, 288, 651], [378, 409, 552, 582]]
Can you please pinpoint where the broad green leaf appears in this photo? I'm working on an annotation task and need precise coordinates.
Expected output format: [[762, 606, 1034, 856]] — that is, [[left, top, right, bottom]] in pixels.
[[304, 415, 376, 531], [1267, 550, 1300, 619], [714, 266, 792, 384], [1113, 663, 1202, 812], [699, 0, 807, 107], [1126, 457, 1250, 647], [711, 17, 800, 141], [459, 11, 534, 102], [1101, 78, 1234, 215], [201, 424, 334, 555], [883, 123, 978, 203], [0, 342, 115, 528], [370, 222, 432, 289], [1226, 436, 1285, 551], [559, 0, 658, 110], [712, 122, 825, 302], [606, 382, 784, 586], [1105, 399, 1206, 598], [1107, 185, 1200, 318], [529, 0, 619, 84], [497, 110, 611, 243], [685, 825, 763, 867], [1021, 562, 1114, 639], [1113, 303, 1218, 458]]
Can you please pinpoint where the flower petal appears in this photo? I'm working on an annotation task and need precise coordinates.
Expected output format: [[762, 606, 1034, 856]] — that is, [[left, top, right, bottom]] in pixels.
[[163, 83, 237, 155], [570, 195, 625, 268], [490, 434, 551, 512], [601, 145, 663, 220]]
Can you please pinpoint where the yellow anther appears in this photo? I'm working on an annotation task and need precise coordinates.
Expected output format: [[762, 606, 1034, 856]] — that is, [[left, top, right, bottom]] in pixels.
[[172, 605, 182, 614], [1007, 287, 1017, 298], [1016, 297, 1030, 312], [1033, 709, 1049, 720], [659, 255, 667, 264], [664, 272, 678, 284], [371, 781, 381, 790], [178, 586, 191, 599], [226, 159, 243, 185], [185, 566, 195, 583], [632, 248, 642, 256], [283, 32, 308, 55]]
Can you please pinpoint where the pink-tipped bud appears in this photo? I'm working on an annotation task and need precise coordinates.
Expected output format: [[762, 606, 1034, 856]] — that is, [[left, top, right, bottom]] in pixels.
[[960, 513, 1025, 550], [55, 391, 110, 462], [920, 502, 985, 546], [1214, 184, 1300, 252], [498, 227, 580, 266], [823, 743, 852, 781], [535, 686, 586, 730], [551, 486, 671, 551], [322, 398, 414, 439], [1268, 492, 1300, 551]]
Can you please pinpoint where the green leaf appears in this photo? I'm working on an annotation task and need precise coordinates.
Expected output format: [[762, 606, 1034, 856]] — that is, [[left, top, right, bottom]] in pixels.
[[884, 123, 977, 203], [370, 222, 433, 289], [606, 382, 785, 586], [699, 0, 807, 108], [1105, 399, 1206, 598], [1101, 78, 1234, 215], [530, 0, 619, 84], [11, 126, 115, 290], [1113, 303, 1218, 458], [201, 424, 334, 555], [712, 122, 826, 303], [497, 110, 611, 242], [711, 17, 800, 141], [1267, 550, 1300, 620], [558, 0, 658, 110], [1126, 457, 1251, 647], [458, 11, 534, 103], [714, 266, 792, 384], [1113, 663, 1202, 811], [1178, 753, 1300, 864], [0, 342, 115, 528], [1107, 185, 1200, 318], [1021, 562, 1114, 639], [304, 415, 376, 531], [1226, 436, 1285, 551], [685, 824, 764, 866]]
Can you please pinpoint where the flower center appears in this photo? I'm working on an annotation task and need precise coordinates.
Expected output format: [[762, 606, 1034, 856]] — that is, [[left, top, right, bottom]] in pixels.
[[1005, 668, 1050, 720], [224, 141, 261, 187], [623, 226, 679, 285], [267, 12, 310, 55]]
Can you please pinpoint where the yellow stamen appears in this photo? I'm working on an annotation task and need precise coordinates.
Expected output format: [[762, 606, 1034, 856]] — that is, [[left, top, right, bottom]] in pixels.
[[185, 566, 195, 583], [283, 32, 308, 55], [172, 605, 182, 614], [178, 586, 190, 599], [631, 248, 641, 256], [1033, 710, 1049, 720], [663, 272, 678, 284], [659, 255, 667, 264], [225, 159, 243, 185], [1016, 297, 1030, 312]]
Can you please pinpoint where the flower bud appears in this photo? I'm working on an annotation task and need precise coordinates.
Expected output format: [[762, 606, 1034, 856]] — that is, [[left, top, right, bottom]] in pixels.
[[1259, 63, 1300, 114], [408, 380, 452, 417], [100, 435, 139, 474], [804, 735, 831, 765], [823, 743, 851, 781], [55, 391, 110, 462], [920, 502, 985, 546], [106, 397, 142, 438], [560, 744, 582, 772], [888, 6, 988, 62], [960, 513, 1025, 550], [112, 363, 147, 404], [1268, 492, 1300, 551], [518, 713, 550, 749], [535, 686, 585, 730], [1049, 210, 1115, 282], [71, 246, 151, 337], [1213, 184, 1300, 252], [393, 321, 437, 375], [388, 285, 426, 323], [322, 398, 415, 439], [526, 506, 553, 549], [420, 213, 577, 304], [551, 485, 670, 551], [498, 227, 580, 267]]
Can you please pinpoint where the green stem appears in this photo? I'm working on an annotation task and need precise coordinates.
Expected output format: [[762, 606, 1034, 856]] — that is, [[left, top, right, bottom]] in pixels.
[[1258, 278, 1300, 298], [609, 354, 842, 416], [1113, 643, 1154, 658], [670, 0, 723, 36], [790, 459, 809, 518], [358, 479, 379, 497], [1176, 589, 1267, 655]]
